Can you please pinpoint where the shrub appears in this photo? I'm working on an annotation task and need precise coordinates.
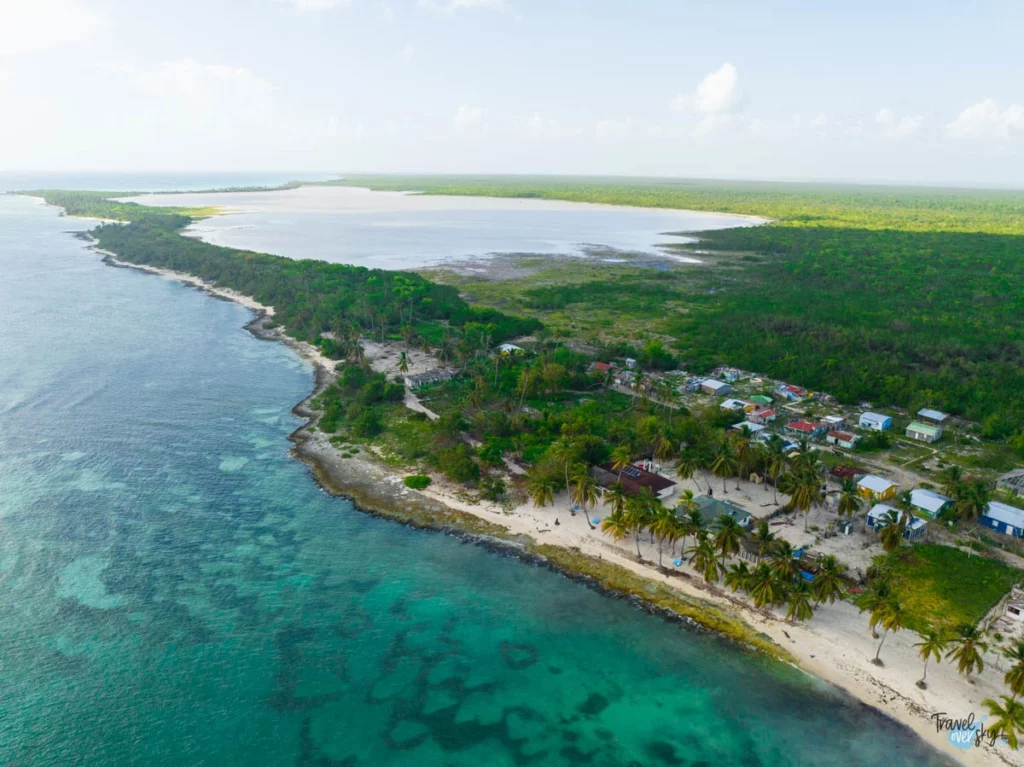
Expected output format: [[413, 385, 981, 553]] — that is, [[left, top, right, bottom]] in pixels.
[[403, 474, 432, 490]]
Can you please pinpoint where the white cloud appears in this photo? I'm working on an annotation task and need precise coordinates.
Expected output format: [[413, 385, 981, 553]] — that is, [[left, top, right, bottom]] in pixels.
[[526, 112, 545, 137], [454, 104, 486, 133], [281, 0, 352, 9], [875, 107, 922, 140], [420, 0, 507, 12], [811, 113, 834, 129], [672, 63, 743, 116], [595, 117, 633, 139], [0, 0, 101, 56], [401, 45, 415, 63], [945, 98, 1024, 140]]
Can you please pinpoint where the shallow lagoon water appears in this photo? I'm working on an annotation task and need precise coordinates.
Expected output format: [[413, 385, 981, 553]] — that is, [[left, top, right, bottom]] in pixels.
[[128, 184, 763, 269], [0, 192, 950, 765]]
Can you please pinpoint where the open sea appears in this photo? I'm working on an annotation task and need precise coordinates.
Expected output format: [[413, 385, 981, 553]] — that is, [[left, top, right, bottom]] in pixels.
[[0, 176, 951, 765]]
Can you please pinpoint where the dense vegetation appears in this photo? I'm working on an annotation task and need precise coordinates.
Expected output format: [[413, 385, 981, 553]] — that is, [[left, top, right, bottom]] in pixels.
[[22, 190, 539, 357], [349, 175, 1024, 436]]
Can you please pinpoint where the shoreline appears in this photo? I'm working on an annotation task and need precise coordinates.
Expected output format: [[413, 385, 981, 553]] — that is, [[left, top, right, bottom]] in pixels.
[[82, 243, 1019, 767]]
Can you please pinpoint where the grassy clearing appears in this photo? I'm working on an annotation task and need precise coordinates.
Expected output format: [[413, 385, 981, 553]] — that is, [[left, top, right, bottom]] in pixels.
[[879, 544, 1021, 633]]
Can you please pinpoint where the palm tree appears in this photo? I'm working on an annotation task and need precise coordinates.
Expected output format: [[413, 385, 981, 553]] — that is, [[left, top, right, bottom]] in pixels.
[[549, 438, 578, 513], [725, 561, 752, 593], [713, 514, 743, 558], [624, 494, 652, 559], [877, 509, 908, 552], [570, 465, 598, 530], [857, 577, 892, 638], [610, 444, 632, 479], [938, 465, 964, 500], [687, 534, 725, 583], [601, 508, 630, 543], [673, 450, 701, 492], [527, 472, 557, 508], [981, 695, 1024, 750], [710, 439, 738, 495], [954, 480, 992, 522], [397, 351, 410, 375], [811, 555, 847, 605], [1003, 642, 1024, 698], [786, 579, 815, 624], [676, 497, 704, 555], [870, 597, 905, 666], [787, 469, 824, 532], [914, 629, 948, 689], [748, 563, 785, 609], [752, 519, 776, 557], [836, 477, 862, 520], [764, 436, 788, 505], [946, 624, 988, 681], [769, 539, 799, 582], [603, 482, 628, 517], [650, 504, 680, 568]]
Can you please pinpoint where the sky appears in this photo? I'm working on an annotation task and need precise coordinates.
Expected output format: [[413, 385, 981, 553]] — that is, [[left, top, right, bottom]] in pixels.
[[1, 0, 1023, 186]]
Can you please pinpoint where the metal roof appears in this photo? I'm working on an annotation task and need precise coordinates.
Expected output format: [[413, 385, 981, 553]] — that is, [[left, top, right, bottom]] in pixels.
[[858, 474, 898, 493], [907, 421, 941, 437], [860, 412, 889, 423], [910, 488, 951, 514], [984, 501, 1024, 529], [917, 408, 948, 421]]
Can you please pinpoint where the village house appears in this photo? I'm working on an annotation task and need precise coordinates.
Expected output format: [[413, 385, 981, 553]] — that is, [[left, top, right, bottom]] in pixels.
[[996, 586, 1024, 634], [979, 501, 1024, 538], [701, 379, 732, 396], [859, 412, 892, 431], [909, 488, 953, 518], [917, 408, 949, 425], [498, 343, 524, 355], [867, 504, 927, 540], [720, 398, 754, 412], [825, 430, 859, 449], [830, 465, 865, 483], [778, 384, 810, 402], [588, 361, 616, 376], [683, 379, 704, 393], [822, 415, 846, 430], [748, 408, 777, 425], [784, 419, 828, 440], [997, 469, 1024, 496], [404, 370, 454, 390], [690, 496, 753, 529], [749, 394, 774, 406], [731, 421, 766, 436], [857, 474, 899, 501], [906, 421, 942, 443], [594, 462, 677, 500]]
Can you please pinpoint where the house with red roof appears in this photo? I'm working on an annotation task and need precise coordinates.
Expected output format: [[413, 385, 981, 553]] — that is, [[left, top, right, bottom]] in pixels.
[[784, 419, 828, 440]]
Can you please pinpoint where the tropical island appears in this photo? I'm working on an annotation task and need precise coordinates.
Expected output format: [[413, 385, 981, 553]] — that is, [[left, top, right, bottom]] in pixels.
[[18, 178, 1024, 765]]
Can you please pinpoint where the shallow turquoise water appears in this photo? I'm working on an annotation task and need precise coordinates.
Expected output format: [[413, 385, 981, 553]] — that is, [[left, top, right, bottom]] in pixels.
[[0, 193, 951, 765]]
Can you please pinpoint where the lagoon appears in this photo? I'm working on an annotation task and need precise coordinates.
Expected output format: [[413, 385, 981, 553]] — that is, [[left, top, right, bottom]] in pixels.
[[127, 184, 763, 269]]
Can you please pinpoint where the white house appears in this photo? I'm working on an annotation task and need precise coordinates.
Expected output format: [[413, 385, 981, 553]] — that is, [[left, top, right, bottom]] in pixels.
[[731, 421, 766, 435], [859, 412, 892, 431], [720, 398, 753, 412], [701, 379, 732, 396], [498, 343, 524, 354]]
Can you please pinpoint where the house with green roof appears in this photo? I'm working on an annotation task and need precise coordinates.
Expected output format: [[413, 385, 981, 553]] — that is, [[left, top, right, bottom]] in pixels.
[[686, 496, 753, 529], [906, 421, 942, 443]]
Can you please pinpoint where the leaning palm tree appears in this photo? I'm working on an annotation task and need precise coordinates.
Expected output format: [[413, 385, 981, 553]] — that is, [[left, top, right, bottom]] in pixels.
[[1004, 642, 1024, 698], [877, 510, 908, 553], [624, 495, 652, 559], [713, 514, 743, 558], [764, 436, 788, 505], [687, 534, 725, 584], [954, 479, 991, 522], [527, 472, 558, 508], [786, 579, 815, 624], [549, 438, 579, 513], [673, 450, 701, 492], [570, 465, 598, 530], [870, 597, 905, 666], [600, 508, 630, 543], [724, 561, 752, 593], [397, 351, 410, 375], [603, 482, 628, 517], [937, 465, 964, 501], [982, 695, 1024, 751], [914, 629, 948, 689], [676, 500, 704, 556], [947, 624, 989, 681], [748, 563, 786, 609], [811, 555, 847, 605], [857, 577, 892, 638], [610, 444, 632, 479]]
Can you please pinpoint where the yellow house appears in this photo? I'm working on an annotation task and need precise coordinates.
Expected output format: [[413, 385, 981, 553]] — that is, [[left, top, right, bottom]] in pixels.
[[857, 474, 899, 501]]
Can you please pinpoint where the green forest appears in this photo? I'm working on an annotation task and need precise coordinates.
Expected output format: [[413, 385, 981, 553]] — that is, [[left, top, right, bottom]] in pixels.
[[344, 176, 1024, 432]]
